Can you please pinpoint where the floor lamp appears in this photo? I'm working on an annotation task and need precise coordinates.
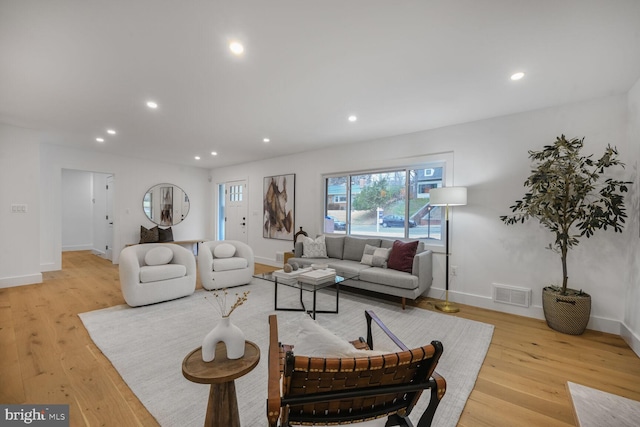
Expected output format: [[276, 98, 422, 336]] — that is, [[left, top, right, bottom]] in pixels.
[[429, 187, 467, 313]]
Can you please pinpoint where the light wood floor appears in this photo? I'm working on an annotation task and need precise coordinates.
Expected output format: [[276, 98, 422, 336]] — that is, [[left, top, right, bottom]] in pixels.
[[1, 251, 639, 426]]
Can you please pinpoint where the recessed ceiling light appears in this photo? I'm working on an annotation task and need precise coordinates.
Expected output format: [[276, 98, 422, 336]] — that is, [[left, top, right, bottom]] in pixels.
[[229, 41, 244, 55], [263, 138, 270, 143], [211, 151, 218, 156], [146, 101, 158, 109], [194, 156, 201, 160], [96, 137, 105, 143], [107, 129, 116, 135], [348, 115, 357, 122], [510, 72, 525, 81]]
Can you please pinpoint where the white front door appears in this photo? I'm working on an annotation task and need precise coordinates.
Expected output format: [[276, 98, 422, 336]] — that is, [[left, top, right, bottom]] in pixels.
[[225, 180, 247, 243], [105, 175, 114, 261]]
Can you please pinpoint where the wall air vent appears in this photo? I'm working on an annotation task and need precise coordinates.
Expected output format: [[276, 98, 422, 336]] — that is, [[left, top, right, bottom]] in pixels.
[[275, 251, 284, 263], [492, 283, 532, 308]]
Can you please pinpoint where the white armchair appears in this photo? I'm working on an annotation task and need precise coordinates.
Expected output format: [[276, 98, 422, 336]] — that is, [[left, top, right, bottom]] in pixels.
[[198, 240, 254, 290], [119, 243, 196, 307]]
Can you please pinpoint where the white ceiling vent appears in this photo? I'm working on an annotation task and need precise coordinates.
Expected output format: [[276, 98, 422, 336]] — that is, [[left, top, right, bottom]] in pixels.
[[492, 283, 531, 308]]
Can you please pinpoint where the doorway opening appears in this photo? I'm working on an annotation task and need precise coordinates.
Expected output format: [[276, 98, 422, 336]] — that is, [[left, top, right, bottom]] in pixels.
[[61, 169, 115, 261]]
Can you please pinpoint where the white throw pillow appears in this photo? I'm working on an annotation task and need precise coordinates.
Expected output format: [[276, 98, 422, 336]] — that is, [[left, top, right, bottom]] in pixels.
[[213, 243, 236, 258], [294, 315, 388, 357], [360, 244, 391, 268], [144, 246, 174, 266], [301, 235, 328, 258]]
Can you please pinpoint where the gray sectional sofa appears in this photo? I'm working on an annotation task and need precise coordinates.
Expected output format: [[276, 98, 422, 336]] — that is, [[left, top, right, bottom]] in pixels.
[[289, 235, 433, 309]]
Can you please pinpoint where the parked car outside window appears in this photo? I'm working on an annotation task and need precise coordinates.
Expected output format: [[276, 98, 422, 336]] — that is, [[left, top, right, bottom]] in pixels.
[[381, 215, 416, 228], [328, 216, 346, 230]]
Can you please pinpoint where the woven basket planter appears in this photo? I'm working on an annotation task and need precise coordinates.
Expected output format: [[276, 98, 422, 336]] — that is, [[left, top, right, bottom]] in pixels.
[[542, 287, 591, 335]]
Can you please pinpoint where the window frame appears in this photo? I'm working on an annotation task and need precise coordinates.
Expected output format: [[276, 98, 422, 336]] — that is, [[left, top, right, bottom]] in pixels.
[[322, 152, 454, 253]]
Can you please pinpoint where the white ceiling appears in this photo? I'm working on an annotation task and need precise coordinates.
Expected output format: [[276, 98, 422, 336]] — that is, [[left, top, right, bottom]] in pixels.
[[1, 0, 640, 169]]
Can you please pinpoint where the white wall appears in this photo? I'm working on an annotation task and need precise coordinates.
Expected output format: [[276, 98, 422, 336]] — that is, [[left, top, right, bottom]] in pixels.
[[623, 77, 640, 355], [210, 94, 633, 333], [61, 169, 94, 251], [1, 126, 212, 287], [39, 144, 212, 272], [0, 124, 42, 288]]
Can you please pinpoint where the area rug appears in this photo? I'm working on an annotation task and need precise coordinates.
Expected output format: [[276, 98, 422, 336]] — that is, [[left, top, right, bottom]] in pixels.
[[79, 279, 494, 426], [567, 382, 640, 427]]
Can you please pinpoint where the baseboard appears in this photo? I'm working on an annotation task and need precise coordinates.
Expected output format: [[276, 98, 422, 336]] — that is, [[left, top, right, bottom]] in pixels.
[[427, 287, 621, 335], [621, 322, 640, 358], [40, 262, 59, 272], [0, 273, 43, 289], [255, 256, 282, 268], [62, 244, 94, 252]]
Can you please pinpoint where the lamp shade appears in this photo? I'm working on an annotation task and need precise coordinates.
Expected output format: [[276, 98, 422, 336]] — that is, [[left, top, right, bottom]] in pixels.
[[429, 187, 467, 206]]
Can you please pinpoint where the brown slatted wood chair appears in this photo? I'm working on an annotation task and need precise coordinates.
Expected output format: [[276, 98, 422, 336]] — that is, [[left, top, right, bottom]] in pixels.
[[267, 310, 446, 427]]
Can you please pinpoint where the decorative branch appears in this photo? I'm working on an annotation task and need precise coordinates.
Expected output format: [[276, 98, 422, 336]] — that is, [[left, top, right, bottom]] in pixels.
[[207, 289, 250, 317]]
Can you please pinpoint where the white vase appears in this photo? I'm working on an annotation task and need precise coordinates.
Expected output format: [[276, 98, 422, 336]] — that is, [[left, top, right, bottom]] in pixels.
[[201, 316, 246, 362]]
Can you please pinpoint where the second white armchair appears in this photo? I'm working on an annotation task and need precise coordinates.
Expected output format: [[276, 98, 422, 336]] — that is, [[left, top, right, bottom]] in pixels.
[[198, 240, 255, 290]]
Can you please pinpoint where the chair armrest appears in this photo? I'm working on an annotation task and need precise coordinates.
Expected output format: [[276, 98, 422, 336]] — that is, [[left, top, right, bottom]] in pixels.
[[170, 245, 196, 276], [233, 241, 255, 271], [267, 315, 281, 427], [365, 310, 408, 351], [432, 370, 447, 400], [119, 246, 142, 285]]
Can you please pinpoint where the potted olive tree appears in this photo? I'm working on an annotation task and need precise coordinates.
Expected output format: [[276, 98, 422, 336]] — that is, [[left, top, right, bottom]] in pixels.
[[500, 135, 631, 335]]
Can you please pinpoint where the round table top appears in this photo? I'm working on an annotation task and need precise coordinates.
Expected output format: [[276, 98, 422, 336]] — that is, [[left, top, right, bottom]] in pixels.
[[182, 341, 260, 384]]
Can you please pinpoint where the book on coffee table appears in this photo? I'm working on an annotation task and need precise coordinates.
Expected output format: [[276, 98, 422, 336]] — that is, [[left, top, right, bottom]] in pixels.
[[297, 268, 336, 285], [272, 267, 313, 285]]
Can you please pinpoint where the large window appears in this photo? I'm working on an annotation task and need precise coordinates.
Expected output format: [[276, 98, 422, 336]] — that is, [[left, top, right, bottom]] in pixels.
[[324, 163, 445, 241]]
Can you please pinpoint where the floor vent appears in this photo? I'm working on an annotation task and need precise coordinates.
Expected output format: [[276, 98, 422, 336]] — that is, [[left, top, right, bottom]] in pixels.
[[492, 283, 531, 308], [275, 251, 284, 263]]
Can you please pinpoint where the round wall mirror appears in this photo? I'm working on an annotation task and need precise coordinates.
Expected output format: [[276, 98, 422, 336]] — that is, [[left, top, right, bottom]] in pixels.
[[143, 183, 190, 226]]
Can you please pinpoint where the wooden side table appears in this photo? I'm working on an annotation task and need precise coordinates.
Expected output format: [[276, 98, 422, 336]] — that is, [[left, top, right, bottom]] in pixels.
[[182, 341, 260, 427]]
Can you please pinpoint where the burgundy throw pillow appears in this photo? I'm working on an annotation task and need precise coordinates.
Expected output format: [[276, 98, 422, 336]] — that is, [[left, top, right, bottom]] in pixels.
[[387, 240, 419, 273]]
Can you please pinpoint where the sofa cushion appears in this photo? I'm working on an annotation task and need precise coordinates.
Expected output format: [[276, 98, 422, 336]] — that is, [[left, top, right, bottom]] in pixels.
[[387, 240, 419, 273], [144, 246, 174, 266], [301, 235, 328, 258], [325, 259, 372, 277], [343, 237, 381, 261], [324, 235, 345, 259], [213, 257, 248, 272], [360, 244, 391, 268], [139, 264, 186, 283], [139, 225, 159, 243], [214, 243, 236, 258], [359, 267, 419, 290]]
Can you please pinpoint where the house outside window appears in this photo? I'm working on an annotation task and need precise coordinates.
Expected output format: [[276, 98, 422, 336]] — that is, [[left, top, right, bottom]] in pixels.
[[324, 162, 445, 241]]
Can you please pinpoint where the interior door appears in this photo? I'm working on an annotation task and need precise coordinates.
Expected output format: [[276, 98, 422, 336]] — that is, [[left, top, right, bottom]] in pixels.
[[105, 175, 114, 261], [225, 180, 247, 243]]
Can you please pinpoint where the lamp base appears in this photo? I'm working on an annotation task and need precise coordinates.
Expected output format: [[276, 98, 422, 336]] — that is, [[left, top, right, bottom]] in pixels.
[[435, 300, 460, 313]]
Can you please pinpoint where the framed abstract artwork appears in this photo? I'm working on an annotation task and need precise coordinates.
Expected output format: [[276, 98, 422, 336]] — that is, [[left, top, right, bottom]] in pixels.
[[263, 174, 295, 240]]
